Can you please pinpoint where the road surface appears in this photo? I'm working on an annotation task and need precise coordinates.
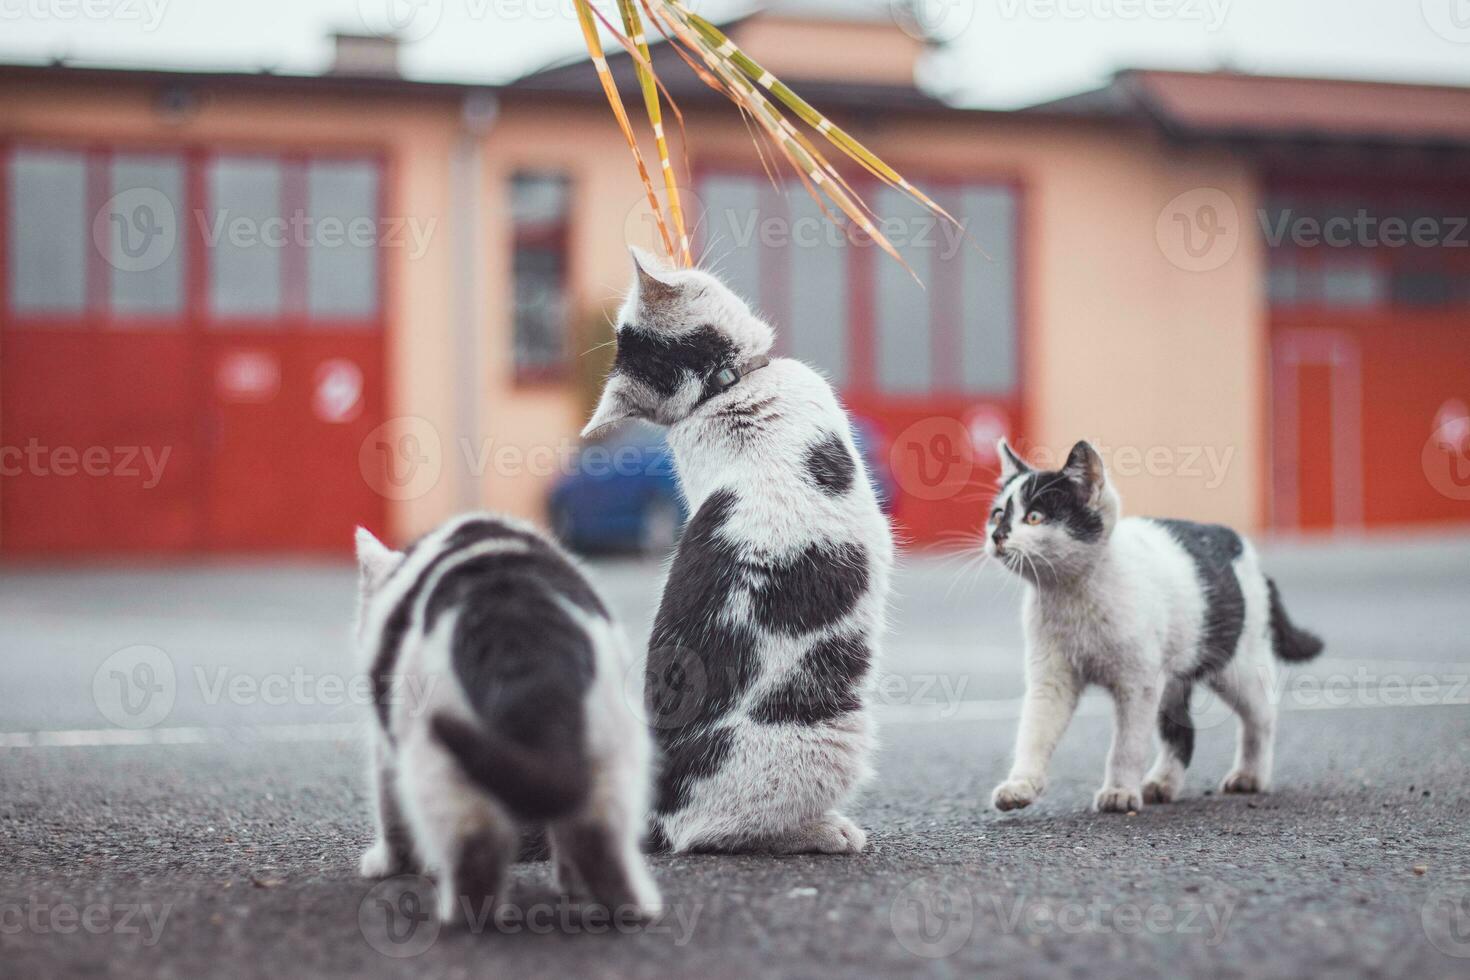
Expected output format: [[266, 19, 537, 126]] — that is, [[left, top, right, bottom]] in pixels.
[[2, 534, 1468, 978]]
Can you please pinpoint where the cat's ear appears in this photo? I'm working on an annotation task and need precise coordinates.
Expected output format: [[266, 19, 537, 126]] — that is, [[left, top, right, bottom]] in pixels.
[[582, 375, 636, 439], [997, 438, 1031, 483], [629, 246, 682, 314], [1063, 440, 1107, 503], [355, 527, 403, 595]]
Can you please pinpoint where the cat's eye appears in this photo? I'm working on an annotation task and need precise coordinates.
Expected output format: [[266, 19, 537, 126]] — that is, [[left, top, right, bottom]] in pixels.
[[989, 508, 1003, 524], [1024, 510, 1044, 525]]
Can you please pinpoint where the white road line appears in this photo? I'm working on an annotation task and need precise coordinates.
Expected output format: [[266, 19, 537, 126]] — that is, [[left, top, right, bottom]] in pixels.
[[879, 683, 1470, 725], [1, 683, 1466, 749], [0, 722, 363, 749]]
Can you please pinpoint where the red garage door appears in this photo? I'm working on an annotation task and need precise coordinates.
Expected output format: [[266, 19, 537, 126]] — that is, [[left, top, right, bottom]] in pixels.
[[1, 144, 387, 557], [697, 171, 1025, 545], [1265, 181, 1470, 530]]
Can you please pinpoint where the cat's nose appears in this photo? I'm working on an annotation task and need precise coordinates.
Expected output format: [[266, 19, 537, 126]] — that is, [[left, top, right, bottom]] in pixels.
[[991, 529, 1007, 549]]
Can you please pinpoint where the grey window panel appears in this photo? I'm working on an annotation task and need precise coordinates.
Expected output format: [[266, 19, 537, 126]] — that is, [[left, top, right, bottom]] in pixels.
[[785, 185, 848, 386], [959, 187, 1017, 394], [699, 176, 763, 311], [306, 160, 379, 320], [108, 154, 185, 318], [9, 149, 88, 315], [875, 186, 934, 394], [511, 173, 569, 226], [208, 157, 283, 320]]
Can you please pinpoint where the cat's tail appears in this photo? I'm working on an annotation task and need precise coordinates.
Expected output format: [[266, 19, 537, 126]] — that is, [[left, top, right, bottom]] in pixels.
[[1266, 577, 1324, 663], [431, 714, 590, 822]]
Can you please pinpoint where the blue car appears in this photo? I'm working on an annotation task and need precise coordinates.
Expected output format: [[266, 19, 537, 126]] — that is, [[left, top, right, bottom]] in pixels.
[[549, 419, 893, 555]]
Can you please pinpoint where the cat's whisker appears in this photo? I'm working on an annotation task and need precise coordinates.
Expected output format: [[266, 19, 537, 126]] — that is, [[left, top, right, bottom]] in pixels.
[[581, 338, 619, 357]]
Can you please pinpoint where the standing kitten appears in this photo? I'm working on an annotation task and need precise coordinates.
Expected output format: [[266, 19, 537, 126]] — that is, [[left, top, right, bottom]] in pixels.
[[582, 249, 893, 854], [354, 514, 659, 923], [984, 439, 1324, 813]]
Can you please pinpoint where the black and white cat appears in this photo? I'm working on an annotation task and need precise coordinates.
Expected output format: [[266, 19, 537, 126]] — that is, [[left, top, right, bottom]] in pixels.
[[582, 249, 893, 853], [984, 439, 1324, 813], [354, 515, 659, 923]]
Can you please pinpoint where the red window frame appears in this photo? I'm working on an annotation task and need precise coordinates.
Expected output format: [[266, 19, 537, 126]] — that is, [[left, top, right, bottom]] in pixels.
[[1262, 170, 1470, 317]]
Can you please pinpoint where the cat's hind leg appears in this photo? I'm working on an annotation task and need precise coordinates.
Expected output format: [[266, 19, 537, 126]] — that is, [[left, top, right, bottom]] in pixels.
[[549, 815, 661, 918], [760, 811, 867, 854], [396, 726, 517, 926], [359, 734, 418, 878], [1209, 647, 1277, 794], [1143, 677, 1194, 804]]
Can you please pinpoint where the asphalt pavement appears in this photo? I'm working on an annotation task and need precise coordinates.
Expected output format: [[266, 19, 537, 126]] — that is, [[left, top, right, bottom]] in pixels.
[[2, 533, 1469, 979]]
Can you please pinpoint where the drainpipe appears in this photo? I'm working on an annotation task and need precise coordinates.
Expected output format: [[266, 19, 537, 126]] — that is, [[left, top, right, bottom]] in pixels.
[[452, 89, 500, 510]]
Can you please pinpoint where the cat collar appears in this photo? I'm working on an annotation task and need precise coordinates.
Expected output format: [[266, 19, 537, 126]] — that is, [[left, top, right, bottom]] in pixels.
[[709, 355, 771, 394]]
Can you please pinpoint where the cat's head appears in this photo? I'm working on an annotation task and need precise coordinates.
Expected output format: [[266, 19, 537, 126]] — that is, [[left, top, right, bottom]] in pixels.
[[984, 439, 1120, 581], [582, 248, 775, 438]]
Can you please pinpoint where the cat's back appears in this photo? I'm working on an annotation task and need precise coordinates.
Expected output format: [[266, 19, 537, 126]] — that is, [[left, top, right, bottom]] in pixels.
[[372, 515, 607, 701]]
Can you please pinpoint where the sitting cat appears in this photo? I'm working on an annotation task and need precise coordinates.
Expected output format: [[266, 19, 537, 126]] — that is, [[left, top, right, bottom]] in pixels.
[[582, 249, 893, 853], [984, 439, 1324, 813], [354, 515, 659, 923]]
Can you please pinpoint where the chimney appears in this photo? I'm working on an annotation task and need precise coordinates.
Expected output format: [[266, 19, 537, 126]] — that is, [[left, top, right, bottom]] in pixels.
[[329, 32, 400, 78]]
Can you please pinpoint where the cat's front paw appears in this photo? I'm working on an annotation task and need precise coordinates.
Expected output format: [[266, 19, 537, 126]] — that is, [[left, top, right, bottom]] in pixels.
[[992, 776, 1043, 812], [1093, 787, 1143, 813], [1220, 770, 1266, 794], [1142, 778, 1178, 804], [358, 840, 408, 879]]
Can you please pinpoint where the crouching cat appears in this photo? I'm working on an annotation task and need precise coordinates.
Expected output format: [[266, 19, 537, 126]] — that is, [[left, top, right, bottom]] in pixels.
[[354, 516, 659, 924], [985, 439, 1324, 813], [582, 249, 893, 854]]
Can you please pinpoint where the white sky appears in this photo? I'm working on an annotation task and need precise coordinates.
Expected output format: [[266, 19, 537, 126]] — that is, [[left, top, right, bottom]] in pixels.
[[2, 0, 1468, 108]]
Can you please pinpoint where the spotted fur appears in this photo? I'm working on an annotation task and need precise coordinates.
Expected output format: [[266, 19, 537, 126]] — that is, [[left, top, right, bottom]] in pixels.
[[584, 249, 892, 854], [353, 515, 659, 923], [985, 439, 1324, 813]]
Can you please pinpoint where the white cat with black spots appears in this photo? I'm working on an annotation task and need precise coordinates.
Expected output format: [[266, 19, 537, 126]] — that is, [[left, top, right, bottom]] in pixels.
[[354, 514, 660, 924], [984, 439, 1324, 813], [583, 249, 894, 854]]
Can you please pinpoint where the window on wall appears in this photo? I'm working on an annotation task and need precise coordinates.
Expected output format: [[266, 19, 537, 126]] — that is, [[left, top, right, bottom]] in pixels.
[[8, 148, 88, 315], [307, 160, 380, 320], [1263, 191, 1470, 311], [205, 153, 382, 325], [698, 173, 1020, 397], [6, 147, 383, 327], [511, 172, 571, 376], [208, 156, 285, 320], [109, 154, 186, 318]]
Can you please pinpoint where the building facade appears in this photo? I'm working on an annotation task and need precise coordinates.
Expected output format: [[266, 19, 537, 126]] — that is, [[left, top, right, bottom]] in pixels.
[[1, 11, 1466, 557]]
